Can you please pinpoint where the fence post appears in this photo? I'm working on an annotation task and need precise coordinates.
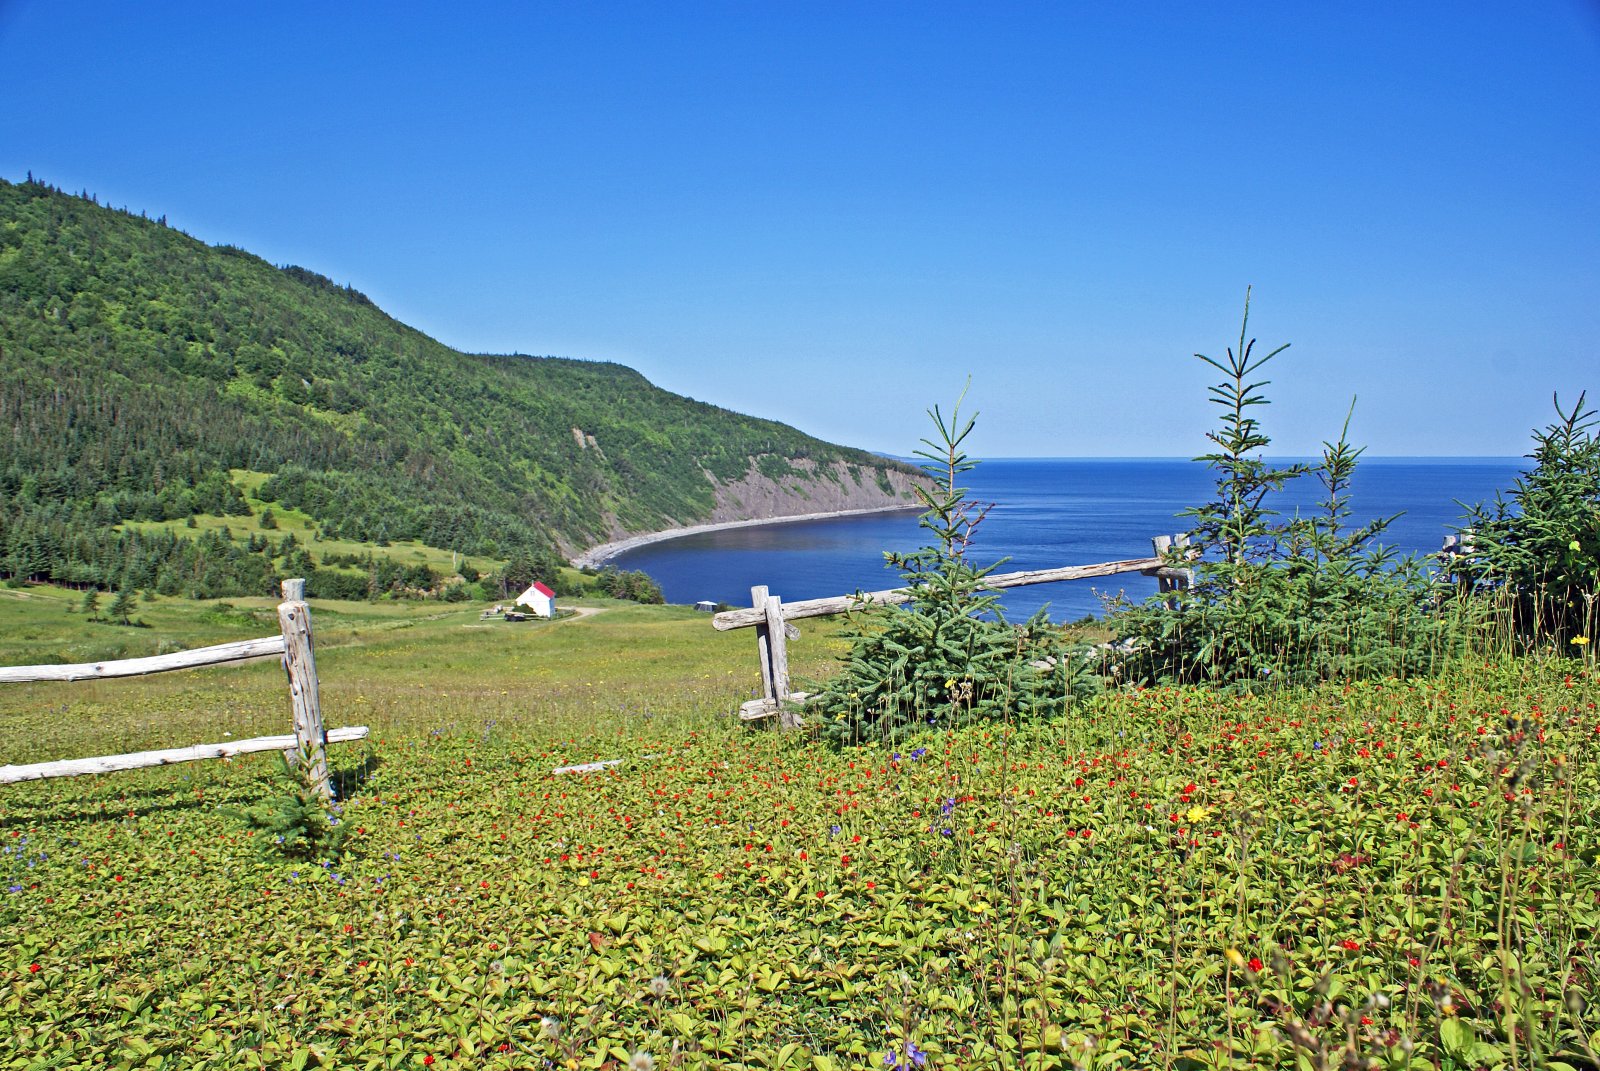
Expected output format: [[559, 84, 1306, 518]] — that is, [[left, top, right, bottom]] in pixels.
[[277, 578, 332, 803], [748, 585, 801, 729], [763, 594, 799, 729], [1439, 529, 1475, 588], [751, 585, 776, 703], [1152, 533, 1195, 609], [1173, 532, 1194, 589]]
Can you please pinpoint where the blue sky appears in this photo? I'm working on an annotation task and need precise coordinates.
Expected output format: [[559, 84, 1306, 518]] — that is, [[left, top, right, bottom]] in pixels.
[[2, 2, 1596, 457]]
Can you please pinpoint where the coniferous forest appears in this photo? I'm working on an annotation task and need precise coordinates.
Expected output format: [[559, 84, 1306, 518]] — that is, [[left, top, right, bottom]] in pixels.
[[0, 177, 914, 599]]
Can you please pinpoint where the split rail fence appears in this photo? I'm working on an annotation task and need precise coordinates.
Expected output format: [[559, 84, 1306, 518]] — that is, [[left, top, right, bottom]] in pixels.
[[0, 579, 367, 799], [713, 534, 1196, 728]]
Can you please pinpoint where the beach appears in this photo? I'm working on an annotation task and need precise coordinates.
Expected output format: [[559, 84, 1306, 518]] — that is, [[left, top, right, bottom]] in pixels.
[[569, 503, 924, 570]]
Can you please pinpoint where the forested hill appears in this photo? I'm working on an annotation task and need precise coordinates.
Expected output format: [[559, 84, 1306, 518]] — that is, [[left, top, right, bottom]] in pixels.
[[0, 177, 921, 596]]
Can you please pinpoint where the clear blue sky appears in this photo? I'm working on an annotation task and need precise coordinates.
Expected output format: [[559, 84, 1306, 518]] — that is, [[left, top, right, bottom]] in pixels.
[[3, 2, 1597, 457]]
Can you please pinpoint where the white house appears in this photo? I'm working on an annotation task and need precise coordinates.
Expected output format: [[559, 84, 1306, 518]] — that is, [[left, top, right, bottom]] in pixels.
[[514, 581, 556, 618]]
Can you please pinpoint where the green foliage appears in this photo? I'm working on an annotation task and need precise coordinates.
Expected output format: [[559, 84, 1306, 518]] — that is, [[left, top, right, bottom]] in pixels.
[[1113, 292, 1464, 686], [1460, 392, 1600, 646], [0, 177, 917, 597], [77, 586, 99, 617], [591, 567, 665, 604], [225, 749, 351, 862], [812, 394, 1092, 746]]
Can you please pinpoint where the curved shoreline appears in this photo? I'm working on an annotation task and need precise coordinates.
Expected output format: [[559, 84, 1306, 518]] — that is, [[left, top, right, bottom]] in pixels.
[[570, 503, 924, 570]]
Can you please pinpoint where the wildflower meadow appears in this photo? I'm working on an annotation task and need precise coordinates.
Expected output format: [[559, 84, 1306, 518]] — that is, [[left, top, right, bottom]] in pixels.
[[1, 585, 1597, 1069]]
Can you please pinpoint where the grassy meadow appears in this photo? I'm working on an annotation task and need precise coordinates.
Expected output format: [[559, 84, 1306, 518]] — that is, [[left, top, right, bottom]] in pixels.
[[1, 587, 1597, 1070]]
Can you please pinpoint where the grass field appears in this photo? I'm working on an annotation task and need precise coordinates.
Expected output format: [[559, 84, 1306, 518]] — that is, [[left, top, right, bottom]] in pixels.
[[2, 587, 1597, 1070]]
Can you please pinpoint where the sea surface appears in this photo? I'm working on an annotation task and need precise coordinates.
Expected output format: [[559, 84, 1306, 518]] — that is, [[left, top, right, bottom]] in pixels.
[[612, 458, 1528, 621]]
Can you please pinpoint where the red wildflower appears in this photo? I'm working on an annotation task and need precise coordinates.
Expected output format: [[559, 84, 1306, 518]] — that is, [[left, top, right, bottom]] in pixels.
[[29, 963, 40, 974], [1340, 939, 1361, 951], [1248, 957, 1263, 972]]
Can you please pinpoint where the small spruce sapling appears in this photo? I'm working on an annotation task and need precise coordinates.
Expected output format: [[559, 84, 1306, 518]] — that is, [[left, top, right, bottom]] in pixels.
[[227, 745, 351, 861], [1111, 291, 1458, 685], [812, 388, 1091, 746], [1461, 392, 1600, 646]]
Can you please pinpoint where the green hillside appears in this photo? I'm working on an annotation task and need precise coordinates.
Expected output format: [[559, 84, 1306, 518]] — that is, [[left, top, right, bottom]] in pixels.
[[0, 177, 915, 597]]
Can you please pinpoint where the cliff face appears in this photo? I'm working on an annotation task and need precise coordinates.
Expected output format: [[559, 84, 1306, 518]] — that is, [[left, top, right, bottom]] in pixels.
[[706, 458, 928, 523], [568, 457, 933, 567]]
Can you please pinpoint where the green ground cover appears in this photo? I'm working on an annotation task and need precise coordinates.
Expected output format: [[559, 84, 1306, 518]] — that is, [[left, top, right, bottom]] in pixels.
[[1, 592, 1596, 1069]]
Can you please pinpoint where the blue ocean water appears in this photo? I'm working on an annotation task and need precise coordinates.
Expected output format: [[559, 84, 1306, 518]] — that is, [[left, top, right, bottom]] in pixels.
[[612, 458, 1527, 621]]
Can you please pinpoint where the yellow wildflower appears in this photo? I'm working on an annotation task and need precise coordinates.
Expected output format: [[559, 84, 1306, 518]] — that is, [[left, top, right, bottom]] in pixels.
[[1186, 805, 1213, 823], [1572, 636, 1591, 646]]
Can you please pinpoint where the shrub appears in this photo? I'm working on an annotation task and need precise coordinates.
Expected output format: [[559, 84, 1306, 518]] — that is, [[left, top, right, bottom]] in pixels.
[[1459, 392, 1600, 647], [1111, 292, 1464, 686], [810, 392, 1093, 747]]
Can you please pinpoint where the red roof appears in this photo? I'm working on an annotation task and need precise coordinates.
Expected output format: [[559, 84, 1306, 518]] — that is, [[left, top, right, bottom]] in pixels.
[[532, 582, 556, 598]]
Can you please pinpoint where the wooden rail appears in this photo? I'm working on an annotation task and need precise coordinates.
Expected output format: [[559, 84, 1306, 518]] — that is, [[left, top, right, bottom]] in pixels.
[[712, 557, 1168, 631], [0, 726, 370, 785], [1, 579, 363, 798], [0, 636, 287, 684], [723, 535, 1198, 727]]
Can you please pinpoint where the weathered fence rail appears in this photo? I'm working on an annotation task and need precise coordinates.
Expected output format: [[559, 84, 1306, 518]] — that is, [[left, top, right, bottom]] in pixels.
[[0, 579, 366, 797], [0, 726, 371, 785], [0, 636, 287, 684], [718, 534, 1196, 727]]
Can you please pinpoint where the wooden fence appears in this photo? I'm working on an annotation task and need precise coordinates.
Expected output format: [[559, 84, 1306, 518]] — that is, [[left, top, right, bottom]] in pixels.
[[713, 534, 1196, 727], [0, 579, 367, 798]]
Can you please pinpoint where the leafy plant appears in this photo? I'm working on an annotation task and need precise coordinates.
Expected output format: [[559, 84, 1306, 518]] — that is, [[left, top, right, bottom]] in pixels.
[[1112, 292, 1464, 685], [2, 590, 1597, 1069], [1460, 392, 1600, 647], [811, 391, 1091, 746]]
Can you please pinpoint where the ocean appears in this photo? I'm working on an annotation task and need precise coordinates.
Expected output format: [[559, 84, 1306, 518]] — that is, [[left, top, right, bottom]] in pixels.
[[611, 458, 1528, 621]]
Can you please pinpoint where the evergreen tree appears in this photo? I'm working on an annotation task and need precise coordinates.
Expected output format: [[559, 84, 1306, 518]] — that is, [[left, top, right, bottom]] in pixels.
[[107, 588, 135, 624], [1461, 392, 1600, 645]]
